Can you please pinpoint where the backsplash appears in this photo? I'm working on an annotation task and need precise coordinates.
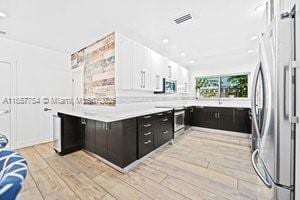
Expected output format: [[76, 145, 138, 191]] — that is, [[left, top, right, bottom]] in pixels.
[[71, 32, 116, 106]]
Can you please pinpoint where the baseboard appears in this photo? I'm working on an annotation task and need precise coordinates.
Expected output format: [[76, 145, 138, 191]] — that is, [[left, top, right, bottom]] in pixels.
[[15, 137, 53, 150], [191, 127, 251, 138]]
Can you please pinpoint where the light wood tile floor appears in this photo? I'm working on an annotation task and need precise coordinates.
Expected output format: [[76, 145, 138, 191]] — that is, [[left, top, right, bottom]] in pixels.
[[17, 131, 273, 200]]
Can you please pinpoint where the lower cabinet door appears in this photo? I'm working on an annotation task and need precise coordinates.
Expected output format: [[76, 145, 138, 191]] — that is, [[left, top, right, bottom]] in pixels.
[[154, 125, 172, 149], [107, 121, 124, 167], [85, 119, 96, 154], [193, 107, 218, 129], [217, 108, 235, 131], [234, 108, 251, 133], [95, 121, 108, 159]]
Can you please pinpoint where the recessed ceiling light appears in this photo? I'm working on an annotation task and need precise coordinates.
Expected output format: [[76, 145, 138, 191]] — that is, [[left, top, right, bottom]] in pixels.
[[180, 53, 186, 57], [250, 35, 258, 40], [189, 60, 195, 64], [247, 50, 254, 53], [162, 39, 169, 44], [0, 11, 7, 18]]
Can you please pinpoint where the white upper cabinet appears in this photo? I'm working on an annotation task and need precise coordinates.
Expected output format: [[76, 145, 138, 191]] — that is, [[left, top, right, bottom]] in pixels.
[[177, 66, 189, 93], [132, 41, 151, 90], [114, 33, 189, 93], [150, 50, 168, 91], [167, 60, 178, 80], [115, 33, 133, 90]]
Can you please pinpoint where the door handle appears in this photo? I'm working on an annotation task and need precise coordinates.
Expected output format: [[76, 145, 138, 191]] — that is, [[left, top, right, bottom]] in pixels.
[[251, 62, 262, 140], [283, 65, 289, 119], [251, 149, 272, 188], [44, 108, 52, 111], [0, 110, 10, 115]]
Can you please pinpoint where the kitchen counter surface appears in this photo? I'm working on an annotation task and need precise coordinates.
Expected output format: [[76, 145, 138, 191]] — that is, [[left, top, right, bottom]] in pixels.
[[56, 107, 173, 122], [56, 100, 250, 122]]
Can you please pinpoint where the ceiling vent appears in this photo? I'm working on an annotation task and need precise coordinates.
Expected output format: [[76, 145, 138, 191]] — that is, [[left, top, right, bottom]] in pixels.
[[0, 30, 6, 35], [174, 13, 192, 24]]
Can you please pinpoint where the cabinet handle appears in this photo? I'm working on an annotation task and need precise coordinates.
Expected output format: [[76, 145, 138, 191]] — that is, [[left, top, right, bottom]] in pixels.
[[215, 113, 218, 119], [140, 70, 143, 88], [143, 115, 152, 119], [218, 112, 220, 119], [157, 113, 164, 116], [81, 118, 86, 125], [143, 71, 146, 88], [162, 118, 168, 122], [162, 130, 169, 134], [144, 132, 152, 136], [144, 140, 152, 145], [144, 124, 152, 127], [167, 111, 172, 114]]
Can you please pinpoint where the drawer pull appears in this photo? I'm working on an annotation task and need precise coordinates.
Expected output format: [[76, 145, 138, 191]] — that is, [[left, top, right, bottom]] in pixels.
[[144, 132, 152, 136], [143, 115, 152, 119], [157, 113, 164, 116], [144, 140, 152, 145], [162, 118, 168, 122], [167, 111, 172, 114], [144, 124, 152, 127], [163, 130, 169, 134]]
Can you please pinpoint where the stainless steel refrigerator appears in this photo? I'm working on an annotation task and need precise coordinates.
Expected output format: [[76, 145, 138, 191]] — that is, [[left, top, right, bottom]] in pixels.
[[251, 5, 298, 200]]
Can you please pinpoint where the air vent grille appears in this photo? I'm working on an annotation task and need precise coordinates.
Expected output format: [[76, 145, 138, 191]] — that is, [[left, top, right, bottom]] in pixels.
[[174, 14, 192, 24]]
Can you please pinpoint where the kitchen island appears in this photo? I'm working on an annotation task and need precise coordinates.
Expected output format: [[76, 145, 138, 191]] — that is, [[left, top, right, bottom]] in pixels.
[[53, 107, 174, 173]]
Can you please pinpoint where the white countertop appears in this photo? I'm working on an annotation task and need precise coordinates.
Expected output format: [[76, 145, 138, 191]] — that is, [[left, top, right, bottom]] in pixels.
[[56, 107, 173, 122], [56, 100, 251, 122]]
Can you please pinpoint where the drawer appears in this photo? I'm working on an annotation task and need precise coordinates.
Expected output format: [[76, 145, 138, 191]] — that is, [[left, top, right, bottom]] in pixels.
[[139, 129, 153, 139], [138, 135, 154, 158], [138, 114, 154, 124], [138, 122, 154, 134]]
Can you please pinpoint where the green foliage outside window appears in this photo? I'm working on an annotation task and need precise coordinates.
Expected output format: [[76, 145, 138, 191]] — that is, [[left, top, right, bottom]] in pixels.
[[195, 74, 248, 99]]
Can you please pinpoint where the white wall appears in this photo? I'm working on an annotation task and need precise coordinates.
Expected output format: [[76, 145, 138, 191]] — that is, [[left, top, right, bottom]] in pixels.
[[0, 37, 72, 149]]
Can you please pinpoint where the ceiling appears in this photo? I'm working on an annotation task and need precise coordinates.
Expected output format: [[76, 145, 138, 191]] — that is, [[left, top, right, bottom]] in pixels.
[[0, 0, 264, 69]]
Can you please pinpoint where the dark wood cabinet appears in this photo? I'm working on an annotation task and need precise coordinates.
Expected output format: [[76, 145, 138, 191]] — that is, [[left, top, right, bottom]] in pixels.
[[58, 113, 84, 155], [138, 111, 173, 158], [192, 107, 251, 133], [84, 119, 96, 154], [218, 107, 235, 131], [95, 121, 108, 159], [192, 107, 218, 129], [184, 107, 193, 129], [94, 119, 138, 168], [233, 108, 251, 133]]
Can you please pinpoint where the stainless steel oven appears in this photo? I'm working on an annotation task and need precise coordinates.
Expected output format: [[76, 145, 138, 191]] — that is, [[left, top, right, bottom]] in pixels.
[[174, 110, 185, 132]]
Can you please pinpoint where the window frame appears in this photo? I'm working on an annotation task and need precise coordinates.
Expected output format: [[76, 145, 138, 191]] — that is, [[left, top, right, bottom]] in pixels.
[[195, 72, 250, 100]]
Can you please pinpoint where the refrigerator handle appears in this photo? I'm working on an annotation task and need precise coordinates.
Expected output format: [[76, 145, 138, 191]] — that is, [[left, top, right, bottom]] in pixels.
[[251, 149, 272, 188], [283, 65, 289, 119], [251, 62, 261, 139]]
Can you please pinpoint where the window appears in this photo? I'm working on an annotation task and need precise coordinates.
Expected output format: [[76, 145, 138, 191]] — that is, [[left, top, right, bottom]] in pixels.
[[195, 76, 219, 98], [220, 75, 248, 98], [196, 74, 249, 99]]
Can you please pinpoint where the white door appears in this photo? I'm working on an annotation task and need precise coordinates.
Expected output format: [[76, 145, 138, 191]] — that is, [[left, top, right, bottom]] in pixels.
[[0, 62, 11, 148]]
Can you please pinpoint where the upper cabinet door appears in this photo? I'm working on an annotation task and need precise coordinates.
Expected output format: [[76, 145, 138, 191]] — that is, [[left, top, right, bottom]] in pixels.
[[115, 34, 133, 90], [150, 50, 167, 91], [167, 60, 178, 80], [132, 41, 151, 90]]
